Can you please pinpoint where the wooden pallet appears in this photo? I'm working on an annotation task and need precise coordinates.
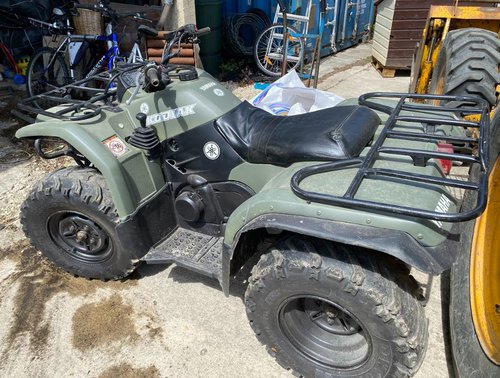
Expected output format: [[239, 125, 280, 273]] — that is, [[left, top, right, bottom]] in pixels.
[[371, 57, 409, 78]]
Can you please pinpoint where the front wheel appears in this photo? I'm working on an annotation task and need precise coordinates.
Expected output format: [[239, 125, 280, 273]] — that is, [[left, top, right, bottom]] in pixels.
[[26, 47, 69, 107], [245, 236, 428, 377], [20, 167, 139, 280]]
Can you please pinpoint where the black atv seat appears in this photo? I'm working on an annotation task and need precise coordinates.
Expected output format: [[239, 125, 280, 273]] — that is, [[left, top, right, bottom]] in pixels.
[[214, 101, 381, 166]]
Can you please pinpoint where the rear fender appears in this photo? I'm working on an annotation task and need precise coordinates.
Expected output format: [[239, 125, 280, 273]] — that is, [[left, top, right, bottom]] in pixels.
[[16, 123, 135, 217], [220, 213, 461, 296]]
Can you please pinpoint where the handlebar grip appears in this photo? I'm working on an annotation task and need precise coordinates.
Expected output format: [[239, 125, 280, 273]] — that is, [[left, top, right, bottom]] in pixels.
[[145, 67, 160, 87], [195, 27, 211, 37]]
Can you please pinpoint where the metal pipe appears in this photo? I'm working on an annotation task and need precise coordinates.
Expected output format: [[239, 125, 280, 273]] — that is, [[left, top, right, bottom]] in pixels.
[[157, 0, 174, 30], [341, 1, 354, 43], [277, 0, 288, 76], [329, 1, 339, 52], [352, 0, 360, 39]]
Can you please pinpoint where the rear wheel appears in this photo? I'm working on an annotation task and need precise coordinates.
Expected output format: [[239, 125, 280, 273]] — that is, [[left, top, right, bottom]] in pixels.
[[20, 167, 139, 280], [429, 28, 500, 107], [26, 47, 69, 108], [245, 236, 427, 377], [254, 25, 304, 77]]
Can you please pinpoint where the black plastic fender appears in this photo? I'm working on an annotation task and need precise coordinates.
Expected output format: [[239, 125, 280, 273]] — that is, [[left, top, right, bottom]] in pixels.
[[221, 214, 461, 296]]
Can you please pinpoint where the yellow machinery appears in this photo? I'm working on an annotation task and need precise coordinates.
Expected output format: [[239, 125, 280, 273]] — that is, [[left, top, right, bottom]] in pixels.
[[410, 2, 500, 98], [410, 2, 500, 376]]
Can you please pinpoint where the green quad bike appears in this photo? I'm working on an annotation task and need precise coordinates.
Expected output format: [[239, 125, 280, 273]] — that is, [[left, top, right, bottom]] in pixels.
[[15, 24, 494, 377]]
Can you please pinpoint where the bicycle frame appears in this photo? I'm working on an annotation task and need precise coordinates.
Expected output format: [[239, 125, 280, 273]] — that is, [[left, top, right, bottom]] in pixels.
[[127, 42, 143, 64], [35, 3, 148, 84], [45, 18, 121, 81]]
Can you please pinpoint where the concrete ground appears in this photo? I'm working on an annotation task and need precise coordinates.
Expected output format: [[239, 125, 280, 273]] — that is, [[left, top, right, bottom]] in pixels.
[[0, 43, 453, 377]]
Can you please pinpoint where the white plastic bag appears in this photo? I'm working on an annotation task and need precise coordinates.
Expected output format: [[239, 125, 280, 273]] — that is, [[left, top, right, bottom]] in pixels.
[[251, 70, 344, 115]]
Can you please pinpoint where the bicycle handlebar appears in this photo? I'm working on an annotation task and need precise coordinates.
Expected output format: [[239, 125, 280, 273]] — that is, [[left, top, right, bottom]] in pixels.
[[74, 3, 98, 11], [75, 2, 151, 23], [28, 17, 72, 33]]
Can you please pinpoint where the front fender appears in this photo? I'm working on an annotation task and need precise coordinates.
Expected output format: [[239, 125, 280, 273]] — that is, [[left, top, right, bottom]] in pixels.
[[16, 122, 135, 217]]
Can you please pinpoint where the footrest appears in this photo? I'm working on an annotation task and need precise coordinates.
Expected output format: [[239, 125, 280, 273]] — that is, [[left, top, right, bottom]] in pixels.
[[142, 228, 223, 279]]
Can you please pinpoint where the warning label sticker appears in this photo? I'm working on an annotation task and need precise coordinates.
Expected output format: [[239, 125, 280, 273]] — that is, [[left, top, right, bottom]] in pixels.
[[103, 135, 128, 158]]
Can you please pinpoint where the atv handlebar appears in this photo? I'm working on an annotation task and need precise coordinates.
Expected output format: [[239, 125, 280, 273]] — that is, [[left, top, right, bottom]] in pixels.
[[145, 65, 160, 87], [123, 23, 211, 104], [160, 24, 211, 65]]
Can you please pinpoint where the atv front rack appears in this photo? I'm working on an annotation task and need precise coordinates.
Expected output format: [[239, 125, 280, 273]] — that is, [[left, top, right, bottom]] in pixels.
[[291, 92, 490, 222], [17, 63, 143, 122]]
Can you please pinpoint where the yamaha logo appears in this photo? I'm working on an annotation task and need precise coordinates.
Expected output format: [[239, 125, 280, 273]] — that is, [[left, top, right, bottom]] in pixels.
[[203, 141, 220, 160]]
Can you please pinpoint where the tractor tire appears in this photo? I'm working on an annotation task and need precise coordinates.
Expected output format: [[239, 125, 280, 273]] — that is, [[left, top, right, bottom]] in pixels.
[[20, 167, 139, 280], [451, 205, 500, 378], [429, 28, 500, 107], [245, 236, 428, 377], [450, 112, 500, 377]]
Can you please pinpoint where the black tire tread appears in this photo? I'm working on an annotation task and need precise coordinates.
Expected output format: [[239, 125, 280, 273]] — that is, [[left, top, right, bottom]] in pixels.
[[245, 236, 428, 377], [450, 165, 500, 378], [20, 166, 139, 280], [430, 28, 500, 106]]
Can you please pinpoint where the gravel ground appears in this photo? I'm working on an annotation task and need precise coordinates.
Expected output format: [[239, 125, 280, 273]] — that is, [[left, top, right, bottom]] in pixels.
[[0, 44, 454, 378]]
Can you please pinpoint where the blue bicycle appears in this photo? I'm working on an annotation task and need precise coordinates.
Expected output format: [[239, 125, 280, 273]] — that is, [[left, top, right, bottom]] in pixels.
[[26, 0, 154, 104]]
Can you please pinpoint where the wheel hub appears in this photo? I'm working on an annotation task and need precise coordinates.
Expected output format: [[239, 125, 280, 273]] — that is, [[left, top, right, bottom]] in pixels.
[[76, 230, 88, 242], [305, 298, 361, 335], [278, 295, 371, 369], [48, 211, 112, 262]]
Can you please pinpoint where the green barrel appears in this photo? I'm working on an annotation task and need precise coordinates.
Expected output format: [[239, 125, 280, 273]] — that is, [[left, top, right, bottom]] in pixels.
[[195, 0, 222, 77]]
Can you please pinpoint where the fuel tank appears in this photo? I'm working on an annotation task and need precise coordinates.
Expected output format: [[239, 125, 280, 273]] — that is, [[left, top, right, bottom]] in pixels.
[[121, 69, 242, 141]]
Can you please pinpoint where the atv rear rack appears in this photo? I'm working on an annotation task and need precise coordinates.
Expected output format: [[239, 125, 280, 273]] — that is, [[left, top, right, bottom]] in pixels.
[[291, 92, 490, 222], [17, 63, 143, 122]]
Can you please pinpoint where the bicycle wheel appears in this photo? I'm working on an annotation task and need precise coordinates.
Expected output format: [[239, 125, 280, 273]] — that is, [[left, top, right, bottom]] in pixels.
[[26, 47, 69, 108], [254, 25, 304, 77]]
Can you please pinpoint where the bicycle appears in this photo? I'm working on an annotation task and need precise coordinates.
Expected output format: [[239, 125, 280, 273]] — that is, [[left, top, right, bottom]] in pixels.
[[26, 0, 155, 103], [254, 0, 326, 83], [254, 0, 306, 77]]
